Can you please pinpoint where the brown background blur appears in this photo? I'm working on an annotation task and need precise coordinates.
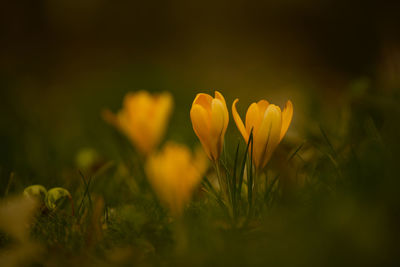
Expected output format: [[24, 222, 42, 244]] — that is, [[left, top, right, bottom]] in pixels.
[[2, 1, 400, 93], [1, 0, 400, 180]]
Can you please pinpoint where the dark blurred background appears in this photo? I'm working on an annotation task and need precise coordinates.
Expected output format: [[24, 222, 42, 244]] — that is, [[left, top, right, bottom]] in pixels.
[[1, 0, 400, 184]]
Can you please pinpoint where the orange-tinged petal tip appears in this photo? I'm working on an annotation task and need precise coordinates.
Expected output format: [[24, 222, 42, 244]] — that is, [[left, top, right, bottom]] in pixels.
[[257, 100, 270, 115], [214, 91, 225, 102], [232, 99, 248, 141], [280, 100, 294, 141], [193, 93, 213, 108]]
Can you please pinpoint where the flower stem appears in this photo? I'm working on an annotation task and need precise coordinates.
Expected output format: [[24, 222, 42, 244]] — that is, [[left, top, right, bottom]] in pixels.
[[213, 160, 232, 217]]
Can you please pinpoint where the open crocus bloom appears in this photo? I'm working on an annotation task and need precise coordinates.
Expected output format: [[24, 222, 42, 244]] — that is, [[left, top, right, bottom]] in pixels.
[[190, 91, 229, 162], [145, 142, 208, 216], [232, 99, 293, 170], [103, 91, 173, 156]]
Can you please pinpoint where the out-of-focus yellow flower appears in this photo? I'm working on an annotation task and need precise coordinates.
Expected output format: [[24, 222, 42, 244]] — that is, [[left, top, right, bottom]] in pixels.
[[0, 196, 43, 266], [145, 142, 207, 216], [190, 91, 229, 162], [103, 91, 173, 156], [0, 196, 39, 242], [232, 99, 293, 170]]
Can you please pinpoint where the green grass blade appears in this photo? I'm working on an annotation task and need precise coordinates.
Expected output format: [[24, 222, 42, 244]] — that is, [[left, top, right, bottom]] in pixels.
[[238, 129, 254, 205], [319, 125, 338, 159], [78, 170, 93, 217], [202, 177, 228, 213], [248, 130, 254, 214], [232, 141, 240, 217]]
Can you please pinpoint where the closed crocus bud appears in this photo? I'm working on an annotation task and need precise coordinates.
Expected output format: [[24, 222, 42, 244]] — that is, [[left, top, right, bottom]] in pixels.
[[232, 99, 293, 170], [145, 142, 207, 216], [103, 91, 173, 156], [190, 91, 229, 162]]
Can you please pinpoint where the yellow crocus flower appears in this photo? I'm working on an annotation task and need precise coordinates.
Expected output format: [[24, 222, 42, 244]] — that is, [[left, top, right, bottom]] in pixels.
[[190, 91, 229, 162], [145, 142, 207, 216], [103, 91, 173, 156], [232, 99, 293, 170]]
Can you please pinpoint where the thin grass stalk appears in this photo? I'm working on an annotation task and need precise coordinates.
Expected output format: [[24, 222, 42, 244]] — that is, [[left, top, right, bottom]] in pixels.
[[202, 177, 228, 214], [237, 129, 253, 208], [248, 131, 254, 217], [232, 142, 240, 221]]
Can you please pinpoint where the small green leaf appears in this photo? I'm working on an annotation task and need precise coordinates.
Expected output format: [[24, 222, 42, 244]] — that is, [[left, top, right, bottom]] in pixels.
[[23, 185, 47, 203], [45, 187, 72, 211]]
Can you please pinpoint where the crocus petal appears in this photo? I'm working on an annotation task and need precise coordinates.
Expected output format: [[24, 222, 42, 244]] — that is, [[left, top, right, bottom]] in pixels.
[[215, 91, 229, 134], [210, 99, 226, 159], [132, 93, 157, 153], [190, 104, 212, 159], [232, 99, 248, 141], [214, 91, 226, 106], [191, 91, 229, 162], [193, 93, 213, 109], [151, 93, 173, 147], [145, 142, 206, 216], [280, 100, 293, 142], [124, 91, 149, 117], [258, 105, 282, 169], [252, 104, 272, 167], [257, 100, 269, 115], [104, 91, 173, 156], [245, 103, 261, 134], [211, 99, 225, 135], [152, 93, 173, 129]]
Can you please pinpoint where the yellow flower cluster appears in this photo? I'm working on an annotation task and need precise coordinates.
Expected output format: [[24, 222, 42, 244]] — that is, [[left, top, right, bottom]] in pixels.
[[232, 98, 293, 170], [105, 91, 206, 216], [105, 90, 293, 216], [191, 91, 293, 170]]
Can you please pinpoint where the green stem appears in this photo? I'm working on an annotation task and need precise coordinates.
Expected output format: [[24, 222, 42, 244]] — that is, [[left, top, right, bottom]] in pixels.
[[213, 160, 222, 193], [249, 167, 259, 219], [253, 168, 258, 206], [214, 160, 232, 218]]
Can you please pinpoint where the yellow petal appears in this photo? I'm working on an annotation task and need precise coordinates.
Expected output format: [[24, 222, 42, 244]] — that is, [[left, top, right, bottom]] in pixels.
[[193, 93, 213, 109], [116, 111, 142, 149], [126, 94, 154, 154], [257, 100, 269, 115], [232, 99, 248, 141], [214, 91, 226, 104], [105, 91, 173, 156], [210, 99, 226, 160], [145, 142, 205, 216], [149, 92, 173, 149], [211, 99, 225, 134], [280, 100, 293, 142], [123, 91, 149, 115], [245, 103, 261, 134], [257, 105, 282, 169], [152, 93, 173, 129], [190, 104, 212, 159], [215, 91, 229, 134]]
